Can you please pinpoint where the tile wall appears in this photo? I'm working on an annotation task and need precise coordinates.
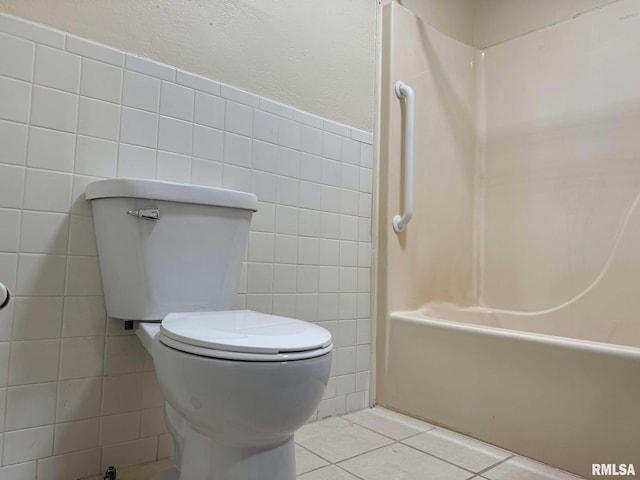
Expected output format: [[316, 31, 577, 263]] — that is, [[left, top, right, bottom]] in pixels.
[[0, 12, 373, 480]]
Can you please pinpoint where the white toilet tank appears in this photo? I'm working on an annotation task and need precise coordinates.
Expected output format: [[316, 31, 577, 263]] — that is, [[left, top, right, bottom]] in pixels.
[[85, 179, 257, 321]]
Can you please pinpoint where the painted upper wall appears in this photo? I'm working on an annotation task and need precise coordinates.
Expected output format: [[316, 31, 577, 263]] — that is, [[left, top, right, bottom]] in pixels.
[[395, 0, 617, 48], [0, 0, 376, 132], [473, 0, 617, 48]]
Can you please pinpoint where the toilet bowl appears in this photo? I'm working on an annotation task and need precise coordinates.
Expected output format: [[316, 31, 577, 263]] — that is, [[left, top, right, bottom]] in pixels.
[[85, 179, 333, 480]]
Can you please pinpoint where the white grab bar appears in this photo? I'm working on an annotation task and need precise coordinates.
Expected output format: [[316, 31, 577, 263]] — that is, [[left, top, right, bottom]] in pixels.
[[393, 80, 415, 233]]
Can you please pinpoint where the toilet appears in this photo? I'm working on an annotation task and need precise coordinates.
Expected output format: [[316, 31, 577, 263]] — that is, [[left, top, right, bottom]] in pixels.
[[85, 178, 333, 480]]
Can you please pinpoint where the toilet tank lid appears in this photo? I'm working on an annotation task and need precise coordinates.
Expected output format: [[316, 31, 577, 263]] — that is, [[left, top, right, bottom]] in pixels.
[[86, 178, 257, 211]]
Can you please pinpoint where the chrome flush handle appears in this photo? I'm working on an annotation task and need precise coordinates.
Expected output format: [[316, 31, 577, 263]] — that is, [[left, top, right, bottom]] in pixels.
[[127, 208, 160, 221]]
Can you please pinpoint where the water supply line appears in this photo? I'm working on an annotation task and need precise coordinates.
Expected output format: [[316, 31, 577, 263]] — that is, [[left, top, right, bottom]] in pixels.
[[393, 81, 415, 233]]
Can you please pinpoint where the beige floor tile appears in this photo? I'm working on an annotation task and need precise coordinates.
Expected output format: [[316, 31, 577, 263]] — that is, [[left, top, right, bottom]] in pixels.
[[483, 456, 583, 480], [295, 416, 393, 463], [295, 444, 329, 475], [403, 428, 510, 472], [339, 443, 470, 480], [342, 407, 434, 440], [297, 465, 361, 480]]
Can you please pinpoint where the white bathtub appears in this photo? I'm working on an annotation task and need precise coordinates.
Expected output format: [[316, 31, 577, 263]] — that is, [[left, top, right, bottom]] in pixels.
[[380, 310, 640, 479]]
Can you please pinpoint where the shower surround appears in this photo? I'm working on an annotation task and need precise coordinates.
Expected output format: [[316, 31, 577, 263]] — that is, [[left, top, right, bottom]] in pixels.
[[376, 1, 640, 478]]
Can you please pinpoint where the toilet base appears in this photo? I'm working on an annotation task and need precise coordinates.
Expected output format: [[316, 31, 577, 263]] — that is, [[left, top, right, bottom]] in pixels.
[[171, 425, 296, 480]]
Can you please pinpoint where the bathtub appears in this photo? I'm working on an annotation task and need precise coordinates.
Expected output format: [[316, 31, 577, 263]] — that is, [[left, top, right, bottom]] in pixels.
[[380, 309, 640, 479]]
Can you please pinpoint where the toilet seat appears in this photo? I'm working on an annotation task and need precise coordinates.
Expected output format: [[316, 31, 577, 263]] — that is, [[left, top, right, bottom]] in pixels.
[[158, 310, 333, 362]]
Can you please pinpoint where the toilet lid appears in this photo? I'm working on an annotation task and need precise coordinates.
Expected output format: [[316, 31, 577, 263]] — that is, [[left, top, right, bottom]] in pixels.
[[159, 310, 333, 359]]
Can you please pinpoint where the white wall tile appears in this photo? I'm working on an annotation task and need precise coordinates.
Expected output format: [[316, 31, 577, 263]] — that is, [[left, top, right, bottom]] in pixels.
[[3, 425, 53, 465], [0, 13, 63, 49], [300, 125, 323, 156], [322, 159, 341, 187], [299, 181, 321, 210], [274, 234, 298, 264], [56, 377, 102, 422], [101, 436, 157, 472], [23, 169, 72, 213], [34, 45, 80, 93], [297, 265, 319, 293], [11, 296, 63, 341], [321, 185, 341, 213], [75, 136, 117, 177], [342, 137, 361, 166], [0, 119, 28, 166], [8, 339, 60, 385], [273, 264, 297, 293], [226, 101, 253, 137], [194, 91, 224, 129], [0, 32, 34, 82], [67, 34, 124, 66], [247, 263, 274, 294], [104, 335, 144, 375], [16, 253, 66, 296], [248, 232, 275, 263], [252, 139, 278, 173], [30, 85, 77, 132], [59, 337, 104, 379], [122, 70, 160, 112], [117, 143, 156, 179], [5, 382, 56, 431], [298, 208, 320, 237], [19, 210, 69, 255], [0, 165, 24, 209], [158, 115, 192, 155], [300, 153, 322, 183], [65, 255, 102, 296], [101, 373, 143, 415], [157, 151, 191, 183], [250, 171, 277, 203], [322, 131, 342, 161], [53, 418, 100, 454], [0, 76, 31, 123], [140, 407, 167, 437], [320, 212, 340, 239], [360, 167, 373, 193], [125, 54, 175, 81], [278, 118, 301, 150], [160, 81, 194, 121], [324, 119, 351, 137], [141, 371, 163, 408], [319, 239, 340, 266], [294, 109, 324, 128], [61, 296, 106, 338], [223, 132, 252, 167], [253, 109, 278, 144], [0, 253, 18, 293], [222, 164, 251, 192], [37, 447, 100, 480], [27, 126, 75, 172], [191, 159, 222, 187], [0, 208, 20, 251], [360, 142, 373, 167], [272, 294, 296, 317], [275, 147, 299, 178], [220, 83, 259, 107], [80, 58, 123, 103], [0, 342, 9, 387], [193, 124, 223, 161], [340, 215, 358, 241], [275, 205, 298, 235], [352, 128, 373, 145], [319, 266, 339, 293], [100, 411, 140, 446], [0, 460, 36, 480], [177, 69, 220, 96], [78, 97, 120, 141], [259, 97, 293, 118], [276, 176, 299, 207], [296, 293, 318, 320], [120, 107, 158, 148]]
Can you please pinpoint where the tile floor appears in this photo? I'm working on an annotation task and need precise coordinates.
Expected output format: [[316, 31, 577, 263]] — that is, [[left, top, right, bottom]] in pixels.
[[94, 407, 584, 480]]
